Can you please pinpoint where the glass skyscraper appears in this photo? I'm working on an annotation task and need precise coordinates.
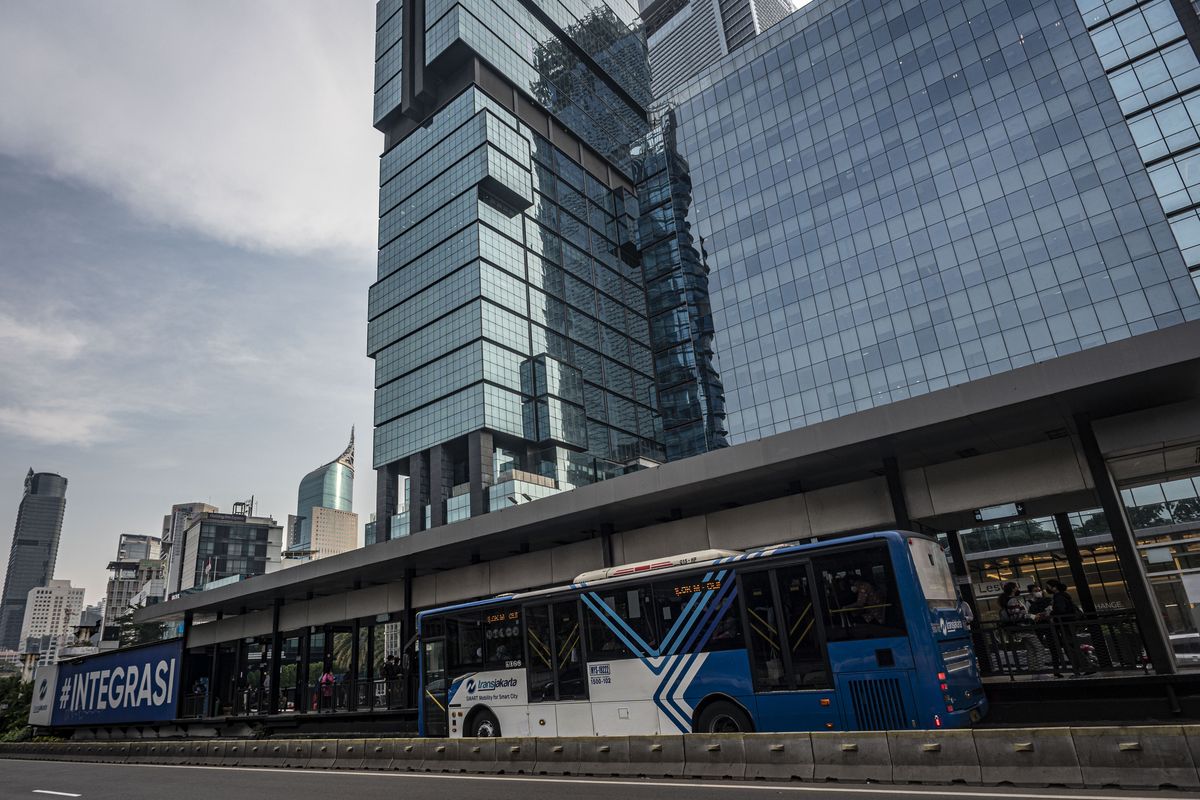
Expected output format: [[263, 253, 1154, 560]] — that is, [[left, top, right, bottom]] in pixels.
[[663, 0, 1200, 443], [287, 429, 355, 555], [370, 0, 666, 539], [0, 470, 67, 650], [642, 0, 792, 98]]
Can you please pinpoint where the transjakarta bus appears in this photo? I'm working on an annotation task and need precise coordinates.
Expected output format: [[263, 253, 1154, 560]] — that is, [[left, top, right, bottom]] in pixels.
[[416, 531, 985, 737]]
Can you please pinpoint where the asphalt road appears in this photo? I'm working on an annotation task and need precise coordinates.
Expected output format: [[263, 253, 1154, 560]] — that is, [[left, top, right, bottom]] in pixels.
[[1, 759, 1195, 800]]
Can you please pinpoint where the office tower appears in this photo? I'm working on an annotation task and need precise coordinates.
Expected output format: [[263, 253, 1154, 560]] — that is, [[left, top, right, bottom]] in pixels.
[[663, 0, 1200, 444], [102, 535, 164, 632], [369, 0, 665, 540], [286, 429, 356, 561], [162, 502, 219, 598], [641, 0, 792, 98], [17, 578, 84, 677], [0, 470, 67, 650], [177, 508, 282, 592], [634, 108, 727, 459]]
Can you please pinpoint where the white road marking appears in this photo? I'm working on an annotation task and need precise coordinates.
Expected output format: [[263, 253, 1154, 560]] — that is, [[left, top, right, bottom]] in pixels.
[[32, 792, 82, 797], [6, 759, 1184, 800]]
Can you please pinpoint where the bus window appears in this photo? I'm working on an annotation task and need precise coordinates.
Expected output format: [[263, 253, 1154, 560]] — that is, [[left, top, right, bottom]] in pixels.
[[448, 615, 484, 670], [776, 565, 830, 689], [741, 570, 788, 690], [907, 536, 957, 609], [553, 601, 586, 699], [484, 607, 523, 668], [526, 605, 554, 702], [586, 585, 657, 659], [815, 547, 905, 641], [652, 574, 743, 652]]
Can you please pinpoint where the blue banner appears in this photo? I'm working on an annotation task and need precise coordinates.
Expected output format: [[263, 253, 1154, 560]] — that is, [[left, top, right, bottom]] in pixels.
[[51, 641, 182, 726]]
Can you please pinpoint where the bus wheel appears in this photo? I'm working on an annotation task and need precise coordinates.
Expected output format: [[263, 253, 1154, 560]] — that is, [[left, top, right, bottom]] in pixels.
[[695, 700, 753, 733], [468, 708, 501, 737]]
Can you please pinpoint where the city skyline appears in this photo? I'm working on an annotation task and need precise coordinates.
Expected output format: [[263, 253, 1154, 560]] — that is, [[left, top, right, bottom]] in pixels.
[[0, 2, 383, 600]]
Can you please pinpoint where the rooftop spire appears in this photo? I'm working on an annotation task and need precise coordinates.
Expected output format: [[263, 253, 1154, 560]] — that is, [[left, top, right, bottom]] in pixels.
[[335, 426, 355, 470]]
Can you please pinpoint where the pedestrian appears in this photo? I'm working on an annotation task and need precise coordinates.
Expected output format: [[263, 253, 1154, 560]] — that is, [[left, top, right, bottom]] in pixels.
[[319, 665, 335, 712], [1027, 584, 1052, 619], [1045, 579, 1088, 675], [997, 582, 1048, 670]]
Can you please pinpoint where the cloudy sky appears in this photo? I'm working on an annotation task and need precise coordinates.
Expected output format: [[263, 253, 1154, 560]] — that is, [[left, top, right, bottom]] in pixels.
[[0, 2, 382, 604]]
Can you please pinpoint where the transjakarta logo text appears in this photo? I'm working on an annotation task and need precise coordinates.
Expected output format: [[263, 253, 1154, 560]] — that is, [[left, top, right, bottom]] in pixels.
[[58, 658, 177, 713], [467, 677, 517, 693]]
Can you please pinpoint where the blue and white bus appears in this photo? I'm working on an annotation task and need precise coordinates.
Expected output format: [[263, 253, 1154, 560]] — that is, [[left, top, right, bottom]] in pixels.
[[417, 530, 985, 737]]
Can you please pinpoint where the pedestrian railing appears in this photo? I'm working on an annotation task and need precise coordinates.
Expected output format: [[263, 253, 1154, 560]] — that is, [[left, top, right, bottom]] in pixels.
[[974, 611, 1148, 679]]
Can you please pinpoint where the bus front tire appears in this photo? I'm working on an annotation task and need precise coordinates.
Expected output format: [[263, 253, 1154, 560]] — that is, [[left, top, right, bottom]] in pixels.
[[468, 707, 501, 737], [695, 700, 753, 733]]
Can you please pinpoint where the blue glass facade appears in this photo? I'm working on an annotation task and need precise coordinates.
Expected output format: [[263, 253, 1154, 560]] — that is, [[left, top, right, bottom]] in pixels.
[[666, 0, 1200, 443], [370, 0, 665, 538], [290, 432, 354, 553], [634, 109, 728, 459]]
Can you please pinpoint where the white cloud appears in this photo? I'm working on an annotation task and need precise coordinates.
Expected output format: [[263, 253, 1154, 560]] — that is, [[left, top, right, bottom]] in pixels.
[[0, 1, 381, 258], [0, 405, 117, 447]]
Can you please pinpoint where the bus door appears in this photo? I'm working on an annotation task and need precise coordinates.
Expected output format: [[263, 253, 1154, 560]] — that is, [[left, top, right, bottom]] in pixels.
[[740, 563, 840, 731], [813, 546, 919, 730], [524, 600, 590, 735], [420, 618, 448, 737]]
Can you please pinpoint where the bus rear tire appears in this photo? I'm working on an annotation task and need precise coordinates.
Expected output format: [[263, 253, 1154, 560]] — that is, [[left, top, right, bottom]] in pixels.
[[468, 707, 501, 737], [695, 700, 753, 733]]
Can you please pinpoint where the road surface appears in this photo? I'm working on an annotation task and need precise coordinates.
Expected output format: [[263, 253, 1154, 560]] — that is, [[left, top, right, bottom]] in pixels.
[[1, 759, 1194, 800]]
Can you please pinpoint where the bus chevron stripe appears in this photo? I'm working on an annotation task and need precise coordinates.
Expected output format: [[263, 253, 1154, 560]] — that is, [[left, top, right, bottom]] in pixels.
[[651, 578, 739, 732]]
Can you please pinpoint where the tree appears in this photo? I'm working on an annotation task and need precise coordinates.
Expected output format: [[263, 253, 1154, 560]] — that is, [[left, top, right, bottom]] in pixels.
[[0, 675, 31, 741], [115, 611, 167, 647]]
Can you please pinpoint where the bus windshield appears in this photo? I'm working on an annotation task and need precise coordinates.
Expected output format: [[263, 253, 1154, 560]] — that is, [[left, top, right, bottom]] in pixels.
[[908, 536, 957, 607]]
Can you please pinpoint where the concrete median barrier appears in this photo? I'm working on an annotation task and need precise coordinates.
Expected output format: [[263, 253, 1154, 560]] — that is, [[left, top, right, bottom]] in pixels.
[[126, 738, 148, 762], [333, 738, 366, 770], [974, 727, 1082, 787], [361, 738, 394, 770], [390, 738, 425, 771], [282, 738, 312, 768], [1072, 725, 1199, 790], [535, 737, 581, 775], [742, 733, 814, 781], [626, 734, 684, 778], [162, 741, 189, 765], [241, 740, 280, 768], [683, 733, 746, 779], [421, 738, 459, 772], [142, 741, 171, 764], [578, 735, 630, 776], [203, 740, 227, 766], [446, 738, 497, 773], [493, 737, 536, 774], [306, 739, 337, 769], [223, 739, 249, 767], [888, 729, 979, 784], [812, 731, 892, 783], [186, 740, 208, 765]]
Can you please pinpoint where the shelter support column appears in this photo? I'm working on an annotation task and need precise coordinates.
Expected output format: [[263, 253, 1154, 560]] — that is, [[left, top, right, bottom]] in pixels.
[[1075, 413, 1175, 674]]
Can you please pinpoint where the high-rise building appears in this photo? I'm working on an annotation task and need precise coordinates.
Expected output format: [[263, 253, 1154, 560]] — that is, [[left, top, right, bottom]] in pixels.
[[102, 534, 164, 633], [633, 107, 727, 459], [177, 508, 282, 592], [641, 0, 792, 98], [286, 429, 355, 560], [660, 0, 1200, 444], [17, 578, 84, 678], [370, 0, 666, 540], [161, 502, 219, 598], [0, 470, 67, 650]]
